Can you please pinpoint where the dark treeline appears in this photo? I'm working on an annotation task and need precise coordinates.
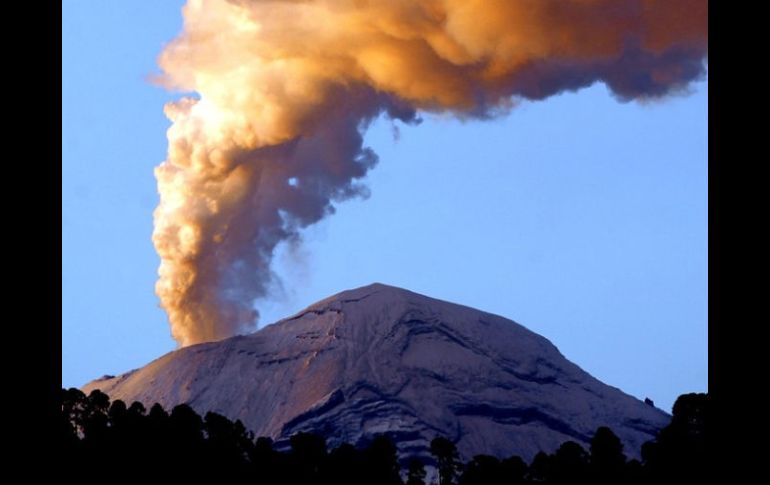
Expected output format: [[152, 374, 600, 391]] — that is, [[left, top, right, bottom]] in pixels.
[[62, 389, 706, 484]]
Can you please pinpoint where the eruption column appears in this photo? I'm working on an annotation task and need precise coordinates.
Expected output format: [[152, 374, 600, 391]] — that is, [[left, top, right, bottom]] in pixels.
[[153, 0, 707, 346]]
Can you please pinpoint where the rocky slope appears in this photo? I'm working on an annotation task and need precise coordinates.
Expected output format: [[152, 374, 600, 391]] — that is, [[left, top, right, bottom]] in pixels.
[[84, 283, 669, 462]]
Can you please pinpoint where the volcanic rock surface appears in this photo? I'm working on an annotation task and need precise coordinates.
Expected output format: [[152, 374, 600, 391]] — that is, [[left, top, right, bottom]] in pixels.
[[84, 283, 669, 461]]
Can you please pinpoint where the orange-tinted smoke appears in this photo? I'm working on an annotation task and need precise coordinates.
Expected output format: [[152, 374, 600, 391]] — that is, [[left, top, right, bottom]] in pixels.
[[153, 0, 707, 346]]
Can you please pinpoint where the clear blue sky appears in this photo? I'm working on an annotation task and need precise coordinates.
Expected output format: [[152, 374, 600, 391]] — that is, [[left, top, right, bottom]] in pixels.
[[63, 1, 707, 414]]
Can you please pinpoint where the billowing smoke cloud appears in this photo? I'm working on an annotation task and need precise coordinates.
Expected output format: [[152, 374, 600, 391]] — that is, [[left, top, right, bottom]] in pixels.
[[153, 0, 707, 346]]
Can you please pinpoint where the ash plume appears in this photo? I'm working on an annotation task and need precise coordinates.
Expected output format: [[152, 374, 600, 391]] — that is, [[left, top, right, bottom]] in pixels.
[[153, 0, 707, 346]]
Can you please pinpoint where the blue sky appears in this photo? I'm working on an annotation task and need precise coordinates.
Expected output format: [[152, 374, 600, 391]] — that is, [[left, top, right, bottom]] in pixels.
[[63, 1, 707, 413]]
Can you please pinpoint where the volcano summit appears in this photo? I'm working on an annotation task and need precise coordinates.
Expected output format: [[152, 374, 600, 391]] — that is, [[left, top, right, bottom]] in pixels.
[[84, 283, 669, 461]]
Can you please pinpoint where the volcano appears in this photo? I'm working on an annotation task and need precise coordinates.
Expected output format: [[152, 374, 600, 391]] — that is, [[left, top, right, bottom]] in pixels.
[[83, 283, 669, 462]]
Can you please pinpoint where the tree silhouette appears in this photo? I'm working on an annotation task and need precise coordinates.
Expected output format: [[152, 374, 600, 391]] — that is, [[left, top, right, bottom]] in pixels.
[[551, 441, 588, 484], [87, 389, 110, 412], [60, 388, 708, 484], [289, 431, 328, 484], [590, 426, 626, 484], [643, 392, 708, 482], [458, 454, 502, 485], [499, 455, 528, 484], [406, 458, 427, 485], [431, 437, 462, 485], [81, 389, 110, 446], [203, 411, 253, 477], [328, 442, 363, 485], [528, 451, 553, 483], [250, 436, 284, 483], [363, 435, 403, 485]]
